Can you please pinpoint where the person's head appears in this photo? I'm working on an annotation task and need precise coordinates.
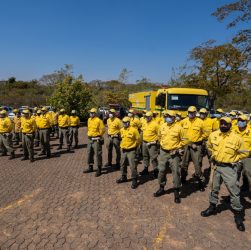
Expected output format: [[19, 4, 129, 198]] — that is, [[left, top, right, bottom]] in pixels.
[[237, 115, 248, 130], [13, 108, 19, 114], [0, 110, 7, 118], [219, 117, 232, 133], [71, 110, 76, 116], [128, 109, 134, 118], [199, 108, 208, 120], [16, 112, 21, 117], [122, 116, 130, 128], [164, 110, 176, 124], [41, 107, 48, 114], [60, 108, 66, 115], [109, 109, 116, 119], [176, 112, 182, 121], [215, 108, 224, 118], [22, 109, 30, 118], [187, 106, 197, 119], [145, 111, 153, 122], [142, 110, 147, 118], [229, 111, 236, 120], [37, 110, 41, 116], [89, 108, 97, 118]]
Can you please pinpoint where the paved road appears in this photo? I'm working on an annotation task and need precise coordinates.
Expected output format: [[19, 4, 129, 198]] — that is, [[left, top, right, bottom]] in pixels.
[[0, 127, 251, 249]]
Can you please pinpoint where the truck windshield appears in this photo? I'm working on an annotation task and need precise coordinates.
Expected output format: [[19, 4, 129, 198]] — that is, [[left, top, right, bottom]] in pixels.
[[168, 94, 209, 111]]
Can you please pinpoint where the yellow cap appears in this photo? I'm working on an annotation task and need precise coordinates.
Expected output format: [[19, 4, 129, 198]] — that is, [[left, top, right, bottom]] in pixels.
[[0, 110, 7, 115], [238, 115, 248, 121], [145, 111, 153, 117], [216, 108, 223, 113], [220, 117, 231, 124], [199, 108, 207, 113], [122, 116, 130, 122], [13, 109, 19, 113], [143, 109, 147, 113], [238, 111, 244, 115], [90, 108, 97, 113], [229, 111, 236, 116], [129, 109, 134, 113], [110, 109, 116, 113], [71, 110, 76, 114], [41, 107, 48, 111], [22, 109, 30, 114], [165, 110, 176, 117], [176, 112, 182, 116], [188, 106, 197, 112], [33, 107, 38, 111], [60, 109, 65, 113], [37, 110, 42, 114]]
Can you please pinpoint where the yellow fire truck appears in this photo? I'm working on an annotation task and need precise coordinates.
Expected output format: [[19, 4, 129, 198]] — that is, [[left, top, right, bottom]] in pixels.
[[129, 87, 209, 117]]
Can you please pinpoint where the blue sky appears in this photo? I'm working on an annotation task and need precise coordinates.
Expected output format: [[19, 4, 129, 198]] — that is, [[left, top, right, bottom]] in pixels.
[[0, 0, 248, 83]]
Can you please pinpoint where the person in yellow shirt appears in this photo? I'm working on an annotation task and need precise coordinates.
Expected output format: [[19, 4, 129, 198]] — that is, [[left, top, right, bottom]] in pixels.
[[106, 109, 123, 169], [128, 109, 141, 130], [69, 110, 80, 149], [175, 112, 182, 125], [0, 110, 15, 159], [37, 107, 51, 157], [140, 111, 159, 178], [34, 110, 41, 147], [57, 109, 70, 151], [84, 108, 105, 177], [181, 106, 206, 191], [154, 111, 188, 203], [212, 108, 224, 131], [13, 110, 22, 145], [201, 117, 248, 232], [116, 116, 140, 189], [21, 109, 37, 162], [234, 115, 251, 193], [229, 111, 238, 130]]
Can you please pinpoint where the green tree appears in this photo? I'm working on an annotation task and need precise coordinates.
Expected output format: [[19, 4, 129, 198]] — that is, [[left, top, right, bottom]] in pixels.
[[48, 76, 93, 121]]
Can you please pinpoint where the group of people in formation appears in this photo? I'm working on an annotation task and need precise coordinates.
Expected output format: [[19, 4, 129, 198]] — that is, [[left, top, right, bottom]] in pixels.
[[85, 107, 251, 232], [0, 105, 250, 231], [0, 107, 80, 162]]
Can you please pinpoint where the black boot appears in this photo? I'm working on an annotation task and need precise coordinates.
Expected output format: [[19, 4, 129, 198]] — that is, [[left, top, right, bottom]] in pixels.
[[198, 180, 205, 192], [21, 156, 28, 161], [95, 166, 102, 177], [140, 167, 149, 176], [38, 151, 46, 156], [46, 151, 51, 158], [131, 178, 138, 189], [9, 152, 15, 160], [181, 170, 187, 185], [116, 175, 127, 183], [153, 168, 159, 179], [201, 203, 217, 217], [74, 144, 78, 149], [115, 164, 120, 170], [234, 210, 245, 232], [67, 145, 71, 152], [57, 145, 62, 150], [83, 165, 93, 173], [174, 188, 181, 204], [0, 152, 7, 156], [153, 186, 165, 197], [30, 157, 34, 163]]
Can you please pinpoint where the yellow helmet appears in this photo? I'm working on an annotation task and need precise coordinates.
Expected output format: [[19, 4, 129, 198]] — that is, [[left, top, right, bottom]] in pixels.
[[188, 106, 197, 112], [122, 116, 130, 122], [90, 108, 97, 113]]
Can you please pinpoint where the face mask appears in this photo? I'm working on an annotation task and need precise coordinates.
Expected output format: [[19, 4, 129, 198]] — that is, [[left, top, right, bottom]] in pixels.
[[123, 122, 130, 128], [176, 116, 181, 121], [165, 117, 173, 124], [128, 113, 133, 117], [220, 126, 230, 133], [238, 121, 247, 128], [200, 114, 206, 119], [90, 113, 95, 118], [109, 113, 114, 118], [146, 116, 152, 122], [188, 113, 195, 119], [214, 114, 221, 118]]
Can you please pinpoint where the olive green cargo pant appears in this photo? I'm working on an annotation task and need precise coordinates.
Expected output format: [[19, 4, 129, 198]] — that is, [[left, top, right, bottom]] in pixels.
[[158, 148, 181, 188], [22, 133, 34, 160], [142, 142, 158, 170], [69, 127, 79, 146], [59, 127, 70, 146], [107, 136, 120, 166], [181, 144, 205, 182], [0, 133, 14, 154], [120, 148, 137, 179], [39, 129, 51, 155], [87, 138, 102, 167], [239, 157, 251, 188], [209, 165, 243, 211]]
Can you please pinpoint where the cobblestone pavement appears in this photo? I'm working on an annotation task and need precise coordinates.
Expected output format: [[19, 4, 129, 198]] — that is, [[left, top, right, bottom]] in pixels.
[[0, 127, 251, 250]]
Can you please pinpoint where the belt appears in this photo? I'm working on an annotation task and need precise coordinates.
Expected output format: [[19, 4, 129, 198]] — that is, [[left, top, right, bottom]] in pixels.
[[23, 133, 34, 135], [122, 147, 136, 152], [143, 140, 157, 146], [160, 147, 172, 153], [39, 128, 50, 130], [109, 134, 119, 138], [214, 161, 233, 167], [70, 126, 78, 128], [191, 141, 203, 146], [60, 127, 68, 129], [89, 136, 101, 141]]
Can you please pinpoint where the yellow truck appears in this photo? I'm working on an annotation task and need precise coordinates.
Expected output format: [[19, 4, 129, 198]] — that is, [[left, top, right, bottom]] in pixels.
[[129, 87, 209, 117]]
